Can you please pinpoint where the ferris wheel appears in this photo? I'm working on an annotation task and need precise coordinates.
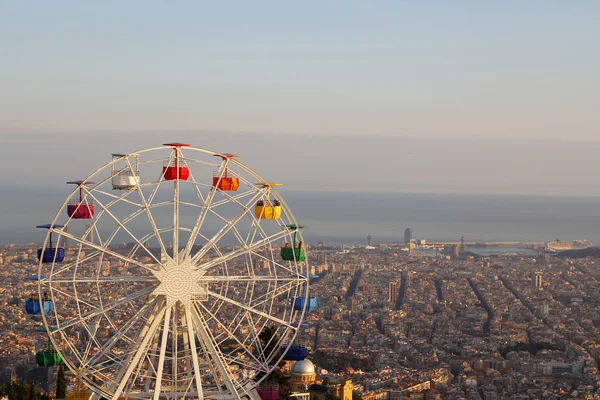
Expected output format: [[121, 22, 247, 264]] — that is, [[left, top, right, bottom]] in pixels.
[[35, 143, 315, 400]]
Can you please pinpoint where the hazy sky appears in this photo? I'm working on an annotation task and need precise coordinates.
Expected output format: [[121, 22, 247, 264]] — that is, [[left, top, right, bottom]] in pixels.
[[1, 1, 599, 139], [1, 132, 599, 196]]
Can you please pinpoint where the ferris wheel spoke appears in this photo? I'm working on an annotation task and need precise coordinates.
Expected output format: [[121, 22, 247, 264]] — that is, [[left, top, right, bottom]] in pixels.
[[74, 186, 141, 250], [87, 188, 144, 208], [57, 229, 158, 273], [55, 286, 156, 334], [218, 188, 269, 247], [184, 306, 205, 400], [244, 280, 304, 312], [47, 285, 103, 312], [243, 312, 270, 366], [152, 304, 172, 400], [206, 290, 295, 330], [189, 304, 242, 398], [196, 301, 263, 367], [49, 276, 157, 284], [198, 275, 301, 283], [48, 250, 102, 280], [134, 172, 170, 264], [208, 188, 258, 210], [191, 190, 263, 264], [183, 182, 219, 259], [184, 163, 225, 257], [83, 188, 163, 265], [111, 306, 167, 400], [249, 250, 300, 276], [183, 164, 208, 204], [84, 297, 160, 368], [195, 229, 290, 272]]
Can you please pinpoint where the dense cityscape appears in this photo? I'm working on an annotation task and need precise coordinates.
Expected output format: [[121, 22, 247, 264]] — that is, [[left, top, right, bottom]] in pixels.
[[3, 235, 600, 400]]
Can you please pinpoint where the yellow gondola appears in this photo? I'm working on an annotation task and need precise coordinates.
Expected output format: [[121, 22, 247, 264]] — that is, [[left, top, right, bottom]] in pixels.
[[255, 183, 282, 220]]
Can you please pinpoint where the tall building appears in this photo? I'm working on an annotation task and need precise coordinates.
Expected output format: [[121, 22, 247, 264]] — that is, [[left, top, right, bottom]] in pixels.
[[540, 302, 549, 318], [404, 228, 412, 243], [389, 282, 399, 304], [535, 272, 543, 288], [367, 235, 372, 246], [452, 244, 460, 259], [348, 297, 358, 314]]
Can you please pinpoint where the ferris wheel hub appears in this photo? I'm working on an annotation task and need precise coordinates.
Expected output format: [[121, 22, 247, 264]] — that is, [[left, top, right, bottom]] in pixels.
[[152, 259, 208, 306]]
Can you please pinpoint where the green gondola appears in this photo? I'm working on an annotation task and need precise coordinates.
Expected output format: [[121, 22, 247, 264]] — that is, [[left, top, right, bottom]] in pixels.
[[36, 340, 62, 367], [281, 225, 306, 262]]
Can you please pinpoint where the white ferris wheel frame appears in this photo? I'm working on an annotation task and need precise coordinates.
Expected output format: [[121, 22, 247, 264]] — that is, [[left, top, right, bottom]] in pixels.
[[36, 145, 311, 400]]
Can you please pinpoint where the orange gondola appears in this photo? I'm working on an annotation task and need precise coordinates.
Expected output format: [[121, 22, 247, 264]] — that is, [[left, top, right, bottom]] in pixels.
[[212, 153, 240, 191]]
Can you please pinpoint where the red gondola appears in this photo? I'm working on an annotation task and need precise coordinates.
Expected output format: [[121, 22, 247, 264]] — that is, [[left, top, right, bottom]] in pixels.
[[162, 143, 190, 181], [66, 181, 95, 219]]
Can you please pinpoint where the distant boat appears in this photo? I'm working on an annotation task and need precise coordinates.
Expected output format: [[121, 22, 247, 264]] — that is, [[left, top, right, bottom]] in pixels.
[[545, 239, 591, 253]]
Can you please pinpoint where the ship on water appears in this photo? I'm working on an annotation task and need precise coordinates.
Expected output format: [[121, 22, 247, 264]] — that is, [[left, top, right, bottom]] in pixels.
[[544, 239, 591, 253]]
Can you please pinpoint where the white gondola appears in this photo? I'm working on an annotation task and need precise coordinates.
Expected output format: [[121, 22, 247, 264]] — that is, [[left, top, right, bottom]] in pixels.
[[111, 153, 140, 190]]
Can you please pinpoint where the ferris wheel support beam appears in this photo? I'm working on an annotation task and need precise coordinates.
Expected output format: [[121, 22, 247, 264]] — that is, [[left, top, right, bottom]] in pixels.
[[54, 285, 156, 334], [196, 301, 263, 367], [153, 305, 172, 400], [190, 305, 242, 398], [171, 303, 179, 399], [111, 306, 167, 400], [185, 306, 205, 400], [84, 297, 159, 368]]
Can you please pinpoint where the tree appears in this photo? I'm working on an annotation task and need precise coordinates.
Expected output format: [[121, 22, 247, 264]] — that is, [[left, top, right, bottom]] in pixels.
[[352, 390, 362, 400], [56, 365, 66, 399], [258, 325, 279, 362], [27, 382, 36, 400]]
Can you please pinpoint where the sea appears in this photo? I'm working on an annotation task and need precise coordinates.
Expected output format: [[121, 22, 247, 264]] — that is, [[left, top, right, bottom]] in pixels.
[[2, 186, 600, 254]]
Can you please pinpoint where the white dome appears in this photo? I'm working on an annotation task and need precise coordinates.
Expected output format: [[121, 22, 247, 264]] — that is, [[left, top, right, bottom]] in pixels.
[[291, 359, 315, 376]]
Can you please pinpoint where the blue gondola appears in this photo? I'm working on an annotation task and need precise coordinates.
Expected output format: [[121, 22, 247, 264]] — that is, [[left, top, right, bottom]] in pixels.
[[293, 273, 320, 279], [25, 275, 49, 281], [291, 296, 317, 312], [281, 345, 309, 361], [36, 224, 65, 263], [291, 322, 309, 329], [25, 299, 53, 315]]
